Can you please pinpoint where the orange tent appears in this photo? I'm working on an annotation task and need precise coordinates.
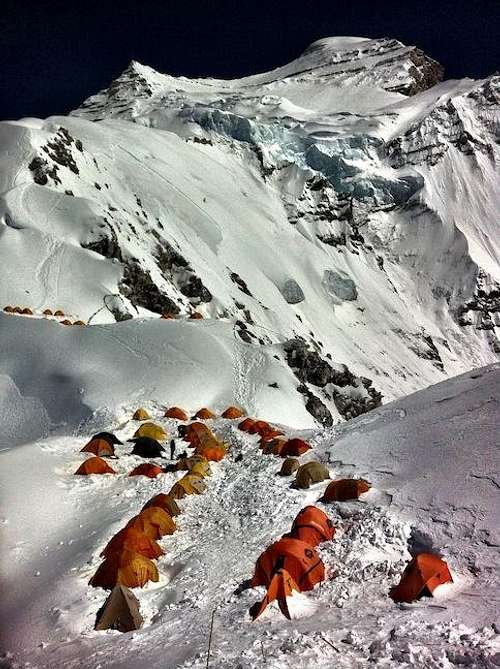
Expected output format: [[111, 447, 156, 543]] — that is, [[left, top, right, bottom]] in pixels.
[[192, 408, 216, 420], [261, 439, 287, 456], [54, 310, 65, 317], [287, 506, 335, 548], [43, 308, 53, 315], [3, 306, 14, 313], [101, 527, 164, 560], [161, 312, 176, 319], [221, 406, 245, 419], [21, 307, 33, 315], [81, 437, 115, 457], [248, 420, 273, 436], [142, 493, 180, 517], [194, 442, 226, 462], [321, 479, 370, 502], [280, 438, 312, 457], [73, 320, 86, 326], [75, 457, 116, 475], [89, 549, 159, 590], [260, 430, 285, 444], [251, 538, 325, 592], [165, 406, 189, 421], [129, 463, 163, 479], [238, 418, 255, 432], [126, 507, 176, 539], [12, 307, 22, 314], [189, 312, 203, 319], [61, 319, 73, 326], [181, 422, 211, 444], [250, 568, 299, 621], [390, 553, 453, 603]]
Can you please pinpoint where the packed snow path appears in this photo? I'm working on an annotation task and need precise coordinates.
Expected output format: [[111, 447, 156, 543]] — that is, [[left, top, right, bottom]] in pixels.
[[1, 364, 499, 668]]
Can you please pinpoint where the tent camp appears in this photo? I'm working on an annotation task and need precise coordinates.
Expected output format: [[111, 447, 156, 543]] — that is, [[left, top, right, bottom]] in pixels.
[[101, 527, 164, 560], [95, 584, 143, 632], [126, 507, 176, 539], [74, 457, 116, 475], [129, 463, 163, 479], [179, 422, 211, 445], [164, 407, 189, 421], [321, 478, 371, 502], [89, 549, 159, 589], [221, 406, 245, 419], [142, 493, 180, 517], [252, 538, 325, 592], [133, 408, 151, 421], [287, 506, 335, 547], [280, 438, 312, 457], [81, 438, 115, 458], [295, 461, 330, 489], [278, 458, 300, 476], [133, 422, 167, 441], [390, 553, 453, 603], [192, 408, 216, 420], [169, 474, 207, 499], [128, 437, 165, 458]]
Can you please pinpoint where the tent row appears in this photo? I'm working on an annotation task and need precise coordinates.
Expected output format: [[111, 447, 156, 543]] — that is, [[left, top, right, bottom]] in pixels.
[[133, 405, 245, 423], [2, 305, 86, 325], [160, 311, 204, 320], [238, 417, 313, 458], [77, 420, 228, 633]]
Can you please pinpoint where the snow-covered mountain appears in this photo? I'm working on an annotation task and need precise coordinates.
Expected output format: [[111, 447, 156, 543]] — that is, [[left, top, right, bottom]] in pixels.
[[1, 35, 499, 427]]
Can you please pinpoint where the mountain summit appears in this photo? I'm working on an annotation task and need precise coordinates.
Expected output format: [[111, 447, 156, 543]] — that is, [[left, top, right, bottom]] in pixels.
[[0, 37, 498, 427]]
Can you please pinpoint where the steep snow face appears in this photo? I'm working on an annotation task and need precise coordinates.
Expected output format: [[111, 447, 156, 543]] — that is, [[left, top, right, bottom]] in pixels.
[[1, 365, 498, 668], [0, 37, 499, 426]]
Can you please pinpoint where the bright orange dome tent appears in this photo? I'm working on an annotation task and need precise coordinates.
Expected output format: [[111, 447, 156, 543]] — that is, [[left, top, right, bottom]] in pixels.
[[81, 438, 115, 457], [280, 438, 312, 457], [101, 527, 164, 560], [238, 417, 255, 432], [221, 406, 245, 419], [164, 406, 189, 421], [21, 307, 33, 315], [248, 420, 274, 436], [390, 553, 453, 603], [192, 408, 216, 420], [321, 478, 371, 502], [129, 463, 163, 479], [251, 537, 325, 593], [43, 308, 53, 315], [75, 457, 116, 475], [287, 506, 336, 548], [89, 549, 159, 590], [126, 507, 176, 539]]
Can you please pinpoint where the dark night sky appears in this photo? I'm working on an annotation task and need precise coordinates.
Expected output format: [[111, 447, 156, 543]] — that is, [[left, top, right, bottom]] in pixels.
[[1, 0, 499, 121]]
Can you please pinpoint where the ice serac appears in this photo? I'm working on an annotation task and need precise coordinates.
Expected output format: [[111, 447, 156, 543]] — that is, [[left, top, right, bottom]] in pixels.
[[0, 36, 499, 426]]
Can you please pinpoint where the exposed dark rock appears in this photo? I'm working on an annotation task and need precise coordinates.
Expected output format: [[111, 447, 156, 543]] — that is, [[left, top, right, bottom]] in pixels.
[[230, 271, 253, 296], [281, 279, 305, 304], [296, 384, 333, 427], [82, 230, 123, 262], [179, 274, 212, 303], [120, 261, 180, 315]]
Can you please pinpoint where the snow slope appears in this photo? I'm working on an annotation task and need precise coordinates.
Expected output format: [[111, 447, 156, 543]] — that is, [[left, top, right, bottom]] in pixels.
[[0, 37, 499, 426], [1, 364, 498, 669]]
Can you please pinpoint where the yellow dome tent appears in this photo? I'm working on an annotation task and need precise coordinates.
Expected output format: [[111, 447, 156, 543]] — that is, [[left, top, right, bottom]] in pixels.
[[133, 422, 167, 441]]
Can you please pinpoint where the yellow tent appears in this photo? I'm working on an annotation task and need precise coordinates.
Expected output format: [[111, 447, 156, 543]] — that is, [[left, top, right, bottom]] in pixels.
[[133, 408, 151, 421], [133, 422, 167, 441], [176, 456, 211, 478], [90, 549, 159, 589], [169, 474, 207, 499]]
